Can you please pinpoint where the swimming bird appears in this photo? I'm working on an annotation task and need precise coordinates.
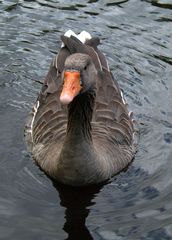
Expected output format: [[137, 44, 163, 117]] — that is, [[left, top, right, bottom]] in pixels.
[[25, 30, 138, 186]]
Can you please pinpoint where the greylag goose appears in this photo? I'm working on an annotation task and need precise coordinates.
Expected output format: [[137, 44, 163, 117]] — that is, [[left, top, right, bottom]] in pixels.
[[25, 30, 138, 186]]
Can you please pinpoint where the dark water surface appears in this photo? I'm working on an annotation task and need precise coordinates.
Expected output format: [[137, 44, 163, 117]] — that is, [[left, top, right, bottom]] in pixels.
[[0, 0, 172, 239]]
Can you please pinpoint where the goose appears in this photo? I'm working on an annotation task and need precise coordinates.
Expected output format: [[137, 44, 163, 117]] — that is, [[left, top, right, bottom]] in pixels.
[[25, 30, 138, 186]]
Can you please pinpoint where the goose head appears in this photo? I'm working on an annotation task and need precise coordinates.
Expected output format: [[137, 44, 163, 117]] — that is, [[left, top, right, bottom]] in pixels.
[[60, 53, 97, 105]]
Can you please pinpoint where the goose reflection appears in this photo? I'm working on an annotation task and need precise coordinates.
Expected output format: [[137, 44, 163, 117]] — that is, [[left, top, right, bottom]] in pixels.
[[54, 182, 104, 240]]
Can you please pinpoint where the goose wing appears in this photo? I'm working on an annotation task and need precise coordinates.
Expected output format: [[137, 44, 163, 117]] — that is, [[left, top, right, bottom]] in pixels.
[[25, 47, 70, 151]]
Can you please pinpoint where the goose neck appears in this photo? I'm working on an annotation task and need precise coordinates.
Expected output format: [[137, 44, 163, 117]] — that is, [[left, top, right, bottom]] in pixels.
[[66, 90, 95, 142]]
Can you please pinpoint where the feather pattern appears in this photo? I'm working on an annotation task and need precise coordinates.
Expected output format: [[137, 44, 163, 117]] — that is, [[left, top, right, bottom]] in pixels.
[[25, 30, 138, 186]]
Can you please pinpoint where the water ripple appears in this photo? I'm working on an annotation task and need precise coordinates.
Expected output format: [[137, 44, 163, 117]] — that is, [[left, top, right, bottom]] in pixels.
[[0, 0, 172, 239]]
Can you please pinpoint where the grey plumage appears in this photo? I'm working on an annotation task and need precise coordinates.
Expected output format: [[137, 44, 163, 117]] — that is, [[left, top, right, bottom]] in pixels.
[[25, 32, 138, 186]]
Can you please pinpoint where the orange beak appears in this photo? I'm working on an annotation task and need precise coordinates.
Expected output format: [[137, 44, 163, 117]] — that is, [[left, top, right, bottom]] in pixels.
[[60, 71, 82, 105]]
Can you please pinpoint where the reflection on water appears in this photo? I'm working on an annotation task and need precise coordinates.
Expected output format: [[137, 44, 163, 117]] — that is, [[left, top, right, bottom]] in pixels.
[[0, 0, 172, 239], [55, 183, 103, 240]]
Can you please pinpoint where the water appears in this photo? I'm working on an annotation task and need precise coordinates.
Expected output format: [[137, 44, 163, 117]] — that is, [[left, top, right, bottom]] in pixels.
[[0, 0, 172, 239]]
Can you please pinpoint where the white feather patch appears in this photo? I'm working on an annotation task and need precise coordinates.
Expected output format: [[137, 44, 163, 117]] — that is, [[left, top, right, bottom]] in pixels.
[[61, 30, 92, 48], [120, 90, 126, 104], [64, 29, 78, 38], [77, 31, 92, 43], [30, 100, 40, 141]]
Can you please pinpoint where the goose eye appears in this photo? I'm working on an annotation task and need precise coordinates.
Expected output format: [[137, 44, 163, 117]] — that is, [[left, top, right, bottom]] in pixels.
[[84, 66, 87, 70]]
